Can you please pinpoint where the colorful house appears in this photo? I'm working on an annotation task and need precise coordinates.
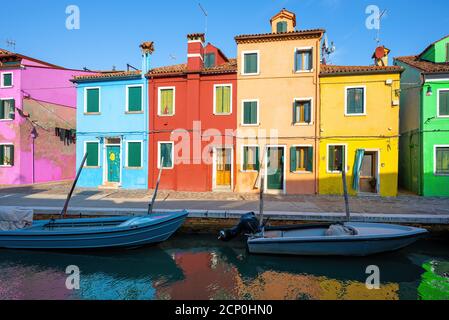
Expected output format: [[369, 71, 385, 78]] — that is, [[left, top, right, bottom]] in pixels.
[[71, 43, 153, 189], [234, 9, 324, 194], [146, 34, 237, 192], [319, 58, 403, 197], [0, 49, 91, 185], [395, 35, 449, 197]]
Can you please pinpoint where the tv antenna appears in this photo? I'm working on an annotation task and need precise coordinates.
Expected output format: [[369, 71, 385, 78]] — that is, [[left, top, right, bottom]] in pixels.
[[198, 3, 208, 36], [169, 54, 177, 61], [321, 34, 336, 64], [375, 9, 387, 45], [6, 39, 16, 51]]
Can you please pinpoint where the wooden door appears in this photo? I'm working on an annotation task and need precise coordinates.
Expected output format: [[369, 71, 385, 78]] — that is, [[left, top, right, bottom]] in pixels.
[[267, 147, 284, 190], [107, 146, 121, 183], [216, 148, 231, 187]]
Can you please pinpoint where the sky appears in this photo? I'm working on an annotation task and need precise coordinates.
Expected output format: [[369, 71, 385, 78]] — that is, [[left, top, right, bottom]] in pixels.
[[1, 0, 448, 71]]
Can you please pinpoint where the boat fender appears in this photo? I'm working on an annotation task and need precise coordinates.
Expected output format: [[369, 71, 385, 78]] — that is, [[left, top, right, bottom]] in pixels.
[[218, 212, 260, 242]]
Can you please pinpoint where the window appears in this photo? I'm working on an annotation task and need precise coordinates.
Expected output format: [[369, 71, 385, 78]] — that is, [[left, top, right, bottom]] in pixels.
[[328, 145, 346, 173], [435, 146, 449, 175], [1, 73, 13, 88], [293, 99, 312, 124], [85, 88, 100, 113], [0, 145, 14, 166], [158, 142, 174, 169], [438, 89, 449, 117], [346, 87, 366, 115], [243, 52, 259, 75], [85, 142, 99, 167], [295, 49, 313, 72], [127, 85, 143, 112], [242, 146, 260, 172], [158, 87, 175, 116], [214, 85, 232, 114], [0, 99, 15, 120], [204, 53, 216, 68], [277, 21, 287, 33], [290, 146, 313, 173], [127, 141, 142, 168], [242, 100, 258, 125]]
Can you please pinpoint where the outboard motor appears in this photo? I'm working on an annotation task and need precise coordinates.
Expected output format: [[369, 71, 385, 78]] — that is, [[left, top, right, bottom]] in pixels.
[[218, 212, 261, 242]]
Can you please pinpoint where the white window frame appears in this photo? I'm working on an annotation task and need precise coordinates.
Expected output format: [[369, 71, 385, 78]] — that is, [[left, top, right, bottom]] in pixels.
[[241, 50, 260, 76], [241, 144, 260, 173], [326, 143, 348, 174], [434, 145, 449, 176], [125, 140, 143, 168], [293, 97, 314, 126], [157, 86, 176, 117], [158, 141, 174, 169], [241, 99, 260, 126], [437, 88, 449, 118], [345, 85, 367, 116], [213, 84, 233, 115], [0, 143, 14, 167], [0, 72, 13, 88], [0, 97, 15, 122], [294, 47, 314, 73], [83, 140, 100, 168], [291, 144, 314, 174], [83, 87, 101, 114], [125, 84, 144, 113]]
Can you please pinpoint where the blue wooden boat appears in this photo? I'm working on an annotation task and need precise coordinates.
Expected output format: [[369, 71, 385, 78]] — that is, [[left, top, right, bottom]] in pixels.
[[0, 154, 188, 250], [0, 211, 188, 250]]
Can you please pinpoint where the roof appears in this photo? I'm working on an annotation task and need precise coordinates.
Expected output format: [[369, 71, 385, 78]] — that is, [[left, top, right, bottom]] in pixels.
[[395, 55, 449, 74], [147, 58, 237, 77], [0, 48, 64, 69], [235, 29, 325, 44], [418, 34, 449, 58], [320, 64, 403, 76], [72, 71, 142, 83], [270, 8, 296, 27]]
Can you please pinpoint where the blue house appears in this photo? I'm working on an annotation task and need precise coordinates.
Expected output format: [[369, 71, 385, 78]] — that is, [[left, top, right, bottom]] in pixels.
[[72, 42, 154, 189]]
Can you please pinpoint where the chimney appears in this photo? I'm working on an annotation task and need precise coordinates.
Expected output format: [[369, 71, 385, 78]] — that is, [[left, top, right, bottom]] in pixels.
[[140, 41, 155, 75], [372, 46, 390, 66], [187, 33, 205, 71]]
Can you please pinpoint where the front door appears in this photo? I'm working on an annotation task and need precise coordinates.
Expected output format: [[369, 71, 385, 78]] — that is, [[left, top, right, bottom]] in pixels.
[[267, 147, 284, 191], [215, 148, 232, 189], [359, 151, 377, 193], [107, 146, 121, 183]]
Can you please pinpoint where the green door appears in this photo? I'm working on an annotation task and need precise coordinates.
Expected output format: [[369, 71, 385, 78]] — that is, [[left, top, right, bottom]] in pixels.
[[267, 147, 284, 190], [107, 146, 120, 183]]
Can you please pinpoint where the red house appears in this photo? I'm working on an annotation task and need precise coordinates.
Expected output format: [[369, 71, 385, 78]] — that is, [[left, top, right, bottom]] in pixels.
[[147, 33, 237, 192]]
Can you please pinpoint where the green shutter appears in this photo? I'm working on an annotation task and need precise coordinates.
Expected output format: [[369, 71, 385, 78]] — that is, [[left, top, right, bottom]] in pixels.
[[328, 146, 335, 171], [347, 88, 364, 114], [255, 147, 260, 171], [243, 147, 248, 171], [128, 86, 142, 112], [439, 90, 449, 116], [223, 86, 231, 113], [243, 102, 250, 124], [290, 147, 297, 172], [250, 102, 257, 124], [86, 142, 99, 167], [306, 147, 313, 172], [244, 53, 258, 74], [3, 73, 12, 87], [215, 86, 223, 113], [161, 143, 173, 168], [0, 100, 5, 119], [86, 88, 100, 113], [304, 101, 311, 123], [8, 145, 14, 166], [160, 89, 174, 115], [277, 21, 287, 33], [128, 142, 142, 167], [0, 146, 4, 165], [8, 99, 15, 120]]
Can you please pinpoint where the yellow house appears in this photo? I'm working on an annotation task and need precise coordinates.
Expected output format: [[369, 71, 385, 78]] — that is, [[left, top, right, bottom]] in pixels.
[[319, 64, 403, 197], [235, 9, 324, 194]]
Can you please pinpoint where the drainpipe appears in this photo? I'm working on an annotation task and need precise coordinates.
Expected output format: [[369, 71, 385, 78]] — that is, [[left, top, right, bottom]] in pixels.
[[30, 127, 38, 184]]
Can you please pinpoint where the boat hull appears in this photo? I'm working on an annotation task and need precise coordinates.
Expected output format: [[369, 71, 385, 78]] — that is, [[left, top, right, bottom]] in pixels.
[[247, 222, 428, 257], [0, 211, 188, 250]]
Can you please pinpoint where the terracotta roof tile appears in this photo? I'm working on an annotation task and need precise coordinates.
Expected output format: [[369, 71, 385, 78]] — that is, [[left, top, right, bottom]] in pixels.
[[320, 64, 403, 76], [235, 29, 325, 43], [72, 70, 141, 82], [395, 55, 449, 74], [147, 59, 237, 77]]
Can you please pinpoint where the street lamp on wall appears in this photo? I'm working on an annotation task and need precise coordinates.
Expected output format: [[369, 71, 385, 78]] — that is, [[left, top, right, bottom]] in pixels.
[[426, 86, 433, 96]]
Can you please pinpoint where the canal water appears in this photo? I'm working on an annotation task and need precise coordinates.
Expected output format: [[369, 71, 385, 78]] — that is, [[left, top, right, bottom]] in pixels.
[[0, 234, 448, 300]]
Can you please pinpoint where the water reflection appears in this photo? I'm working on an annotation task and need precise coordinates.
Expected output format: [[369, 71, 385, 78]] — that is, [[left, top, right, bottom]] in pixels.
[[0, 235, 448, 300]]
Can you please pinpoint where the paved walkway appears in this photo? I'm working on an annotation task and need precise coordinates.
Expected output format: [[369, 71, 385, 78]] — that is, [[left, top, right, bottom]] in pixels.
[[1, 181, 449, 216]]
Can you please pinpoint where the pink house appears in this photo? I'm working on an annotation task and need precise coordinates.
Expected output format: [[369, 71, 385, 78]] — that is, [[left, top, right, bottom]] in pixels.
[[0, 49, 92, 185]]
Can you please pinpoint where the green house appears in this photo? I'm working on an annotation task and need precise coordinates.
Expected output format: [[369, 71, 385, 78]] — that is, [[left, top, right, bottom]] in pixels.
[[395, 35, 449, 197]]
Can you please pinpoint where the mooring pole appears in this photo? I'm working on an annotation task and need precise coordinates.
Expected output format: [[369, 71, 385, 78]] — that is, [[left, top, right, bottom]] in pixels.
[[342, 167, 351, 222], [61, 153, 88, 218], [148, 157, 164, 215], [259, 169, 265, 227]]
